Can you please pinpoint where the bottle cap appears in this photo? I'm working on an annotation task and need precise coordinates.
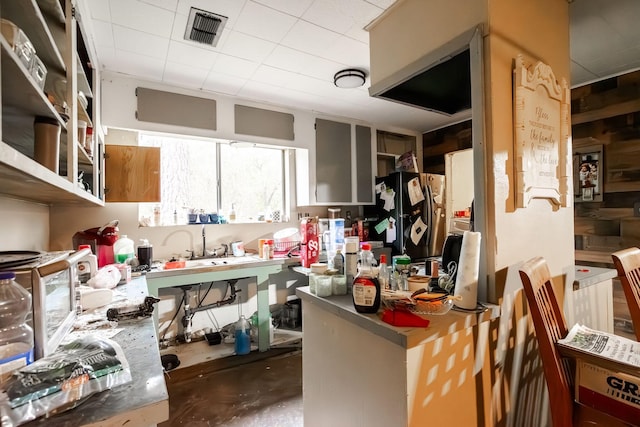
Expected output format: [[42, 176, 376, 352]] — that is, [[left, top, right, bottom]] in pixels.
[[78, 244, 91, 250], [0, 271, 16, 280], [361, 243, 371, 251], [380, 254, 387, 264]]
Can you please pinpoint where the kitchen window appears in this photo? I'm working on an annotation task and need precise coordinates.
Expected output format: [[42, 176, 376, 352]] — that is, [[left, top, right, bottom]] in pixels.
[[138, 133, 287, 225]]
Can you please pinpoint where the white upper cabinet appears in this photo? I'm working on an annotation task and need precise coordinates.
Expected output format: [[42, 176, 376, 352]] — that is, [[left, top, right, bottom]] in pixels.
[[0, 0, 103, 205]]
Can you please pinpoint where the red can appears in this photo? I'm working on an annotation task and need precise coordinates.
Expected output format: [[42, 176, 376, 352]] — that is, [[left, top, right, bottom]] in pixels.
[[300, 217, 319, 268]]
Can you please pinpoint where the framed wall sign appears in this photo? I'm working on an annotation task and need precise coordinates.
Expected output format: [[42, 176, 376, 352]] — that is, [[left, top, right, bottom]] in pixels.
[[574, 144, 603, 202], [513, 55, 571, 208]]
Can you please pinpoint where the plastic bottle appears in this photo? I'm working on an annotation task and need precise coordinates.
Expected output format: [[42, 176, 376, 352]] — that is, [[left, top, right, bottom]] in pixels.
[[77, 244, 97, 283], [234, 315, 251, 355], [229, 203, 237, 223], [352, 244, 381, 313], [378, 254, 390, 290], [344, 237, 359, 293], [113, 235, 135, 264], [0, 272, 34, 384], [137, 239, 153, 268]]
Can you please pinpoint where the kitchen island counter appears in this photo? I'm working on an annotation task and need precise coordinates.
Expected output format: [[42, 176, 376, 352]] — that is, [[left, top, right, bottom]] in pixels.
[[296, 286, 499, 348], [296, 286, 499, 427], [22, 276, 169, 427]]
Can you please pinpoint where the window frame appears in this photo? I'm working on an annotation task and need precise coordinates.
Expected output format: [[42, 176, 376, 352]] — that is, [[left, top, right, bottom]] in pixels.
[[138, 132, 290, 226]]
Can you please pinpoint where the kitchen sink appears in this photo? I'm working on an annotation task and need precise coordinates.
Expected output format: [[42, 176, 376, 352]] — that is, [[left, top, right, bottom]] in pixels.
[[162, 255, 262, 270]]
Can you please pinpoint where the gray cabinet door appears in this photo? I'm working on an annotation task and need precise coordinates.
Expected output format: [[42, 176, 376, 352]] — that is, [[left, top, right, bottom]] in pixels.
[[356, 125, 373, 203], [316, 119, 351, 203]]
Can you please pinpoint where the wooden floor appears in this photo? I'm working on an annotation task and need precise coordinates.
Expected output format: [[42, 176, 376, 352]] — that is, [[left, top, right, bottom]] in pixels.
[[159, 347, 303, 427]]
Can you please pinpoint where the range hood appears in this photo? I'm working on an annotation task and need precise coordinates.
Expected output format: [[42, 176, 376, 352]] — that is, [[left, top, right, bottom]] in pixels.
[[369, 28, 476, 117]]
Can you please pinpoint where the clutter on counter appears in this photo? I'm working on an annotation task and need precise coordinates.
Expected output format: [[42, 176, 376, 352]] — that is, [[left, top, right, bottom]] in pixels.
[[0, 277, 168, 426]]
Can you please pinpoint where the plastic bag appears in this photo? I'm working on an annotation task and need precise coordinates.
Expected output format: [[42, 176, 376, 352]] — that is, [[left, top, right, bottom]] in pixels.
[[0, 336, 131, 426], [86, 265, 121, 289]]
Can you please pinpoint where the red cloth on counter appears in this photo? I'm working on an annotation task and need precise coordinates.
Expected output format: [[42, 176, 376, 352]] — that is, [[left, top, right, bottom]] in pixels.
[[381, 308, 430, 327]]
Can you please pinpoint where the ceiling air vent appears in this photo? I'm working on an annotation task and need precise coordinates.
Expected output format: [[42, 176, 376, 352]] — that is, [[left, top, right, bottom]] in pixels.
[[184, 7, 228, 47]]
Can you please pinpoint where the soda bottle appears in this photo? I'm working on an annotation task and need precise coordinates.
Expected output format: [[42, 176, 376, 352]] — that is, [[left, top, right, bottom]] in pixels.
[[352, 244, 381, 313]]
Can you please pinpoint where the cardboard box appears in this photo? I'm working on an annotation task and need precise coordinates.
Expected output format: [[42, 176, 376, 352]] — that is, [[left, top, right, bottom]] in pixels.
[[575, 360, 640, 424]]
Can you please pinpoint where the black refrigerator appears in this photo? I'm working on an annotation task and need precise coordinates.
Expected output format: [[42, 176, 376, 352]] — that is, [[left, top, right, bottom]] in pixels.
[[365, 171, 445, 260]]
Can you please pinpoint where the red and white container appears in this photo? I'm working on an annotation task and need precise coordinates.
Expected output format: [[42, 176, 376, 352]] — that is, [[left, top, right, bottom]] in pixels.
[[300, 217, 319, 268]]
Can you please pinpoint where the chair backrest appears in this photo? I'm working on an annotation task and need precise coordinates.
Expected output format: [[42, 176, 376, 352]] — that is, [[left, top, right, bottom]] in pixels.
[[612, 247, 640, 341], [519, 257, 574, 427]]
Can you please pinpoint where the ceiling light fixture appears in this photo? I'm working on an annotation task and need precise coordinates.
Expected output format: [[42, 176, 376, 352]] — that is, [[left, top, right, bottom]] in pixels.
[[334, 69, 366, 88]]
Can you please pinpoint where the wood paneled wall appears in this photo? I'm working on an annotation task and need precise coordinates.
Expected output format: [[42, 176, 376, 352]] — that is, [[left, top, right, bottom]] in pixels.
[[572, 70, 640, 254]]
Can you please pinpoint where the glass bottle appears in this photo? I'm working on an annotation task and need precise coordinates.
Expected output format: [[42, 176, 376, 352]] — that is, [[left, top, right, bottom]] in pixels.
[[352, 244, 380, 313]]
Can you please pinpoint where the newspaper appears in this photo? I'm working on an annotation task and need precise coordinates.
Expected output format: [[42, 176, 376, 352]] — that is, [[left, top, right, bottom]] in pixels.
[[558, 324, 640, 367]]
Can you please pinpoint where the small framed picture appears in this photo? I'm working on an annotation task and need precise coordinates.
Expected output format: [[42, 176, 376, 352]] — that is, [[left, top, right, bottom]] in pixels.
[[574, 144, 603, 203]]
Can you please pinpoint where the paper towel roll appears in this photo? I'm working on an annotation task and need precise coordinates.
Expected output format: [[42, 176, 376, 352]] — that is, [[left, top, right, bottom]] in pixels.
[[453, 231, 482, 310]]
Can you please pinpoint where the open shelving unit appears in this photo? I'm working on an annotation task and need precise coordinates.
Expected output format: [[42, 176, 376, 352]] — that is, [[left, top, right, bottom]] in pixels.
[[0, 0, 103, 205]]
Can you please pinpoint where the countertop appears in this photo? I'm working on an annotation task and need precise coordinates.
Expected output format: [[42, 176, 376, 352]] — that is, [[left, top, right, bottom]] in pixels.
[[22, 277, 169, 427], [295, 286, 499, 349], [573, 264, 618, 290]]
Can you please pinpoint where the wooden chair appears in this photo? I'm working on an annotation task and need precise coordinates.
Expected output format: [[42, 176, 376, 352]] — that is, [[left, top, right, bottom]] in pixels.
[[612, 247, 640, 341], [519, 257, 636, 426]]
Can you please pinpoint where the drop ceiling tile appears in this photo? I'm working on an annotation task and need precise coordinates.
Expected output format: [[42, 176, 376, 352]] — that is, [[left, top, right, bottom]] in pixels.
[[570, 60, 598, 87], [345, 26, 369, 44], [366, 0, 397, 9], [94, 46, 117, 70], [301, 0, 358, 34], [109, 0, 175, 38], [85, 0, 111, 21], [253, 0, 314, 18], [212, 54, 260, 79], [239, 80, 327, 112], [263, 46, 306, 73], [280, 20, 341, 58], [114, 49, 165, 80], [586, 46, 640, 79], [89, 19, 115, 48], [139, 0, 178, 12], [252, 0, 314, 18], [324, 35, 369, 68], [202, 72, 247, 96], [264, 46, 343, 80], [113, 25, 170, 59], [252, 65, 300, 88], [220, 30, 276, 62], [167, 40, 219, 69], [600, 0, 640, 34], [286, 74, 336, 97], [163, 61, 209, 88], [233, 1, 297, 42], [571, 18, 625, 61]]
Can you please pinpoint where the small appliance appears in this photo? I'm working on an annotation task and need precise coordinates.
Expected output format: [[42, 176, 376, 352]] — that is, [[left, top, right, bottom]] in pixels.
[[72, 220, 119, 267], [0, 248, 91, 359]]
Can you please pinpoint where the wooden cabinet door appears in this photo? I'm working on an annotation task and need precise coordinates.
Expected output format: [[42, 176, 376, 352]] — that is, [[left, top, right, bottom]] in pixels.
[[105, 145, 160, 202]]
